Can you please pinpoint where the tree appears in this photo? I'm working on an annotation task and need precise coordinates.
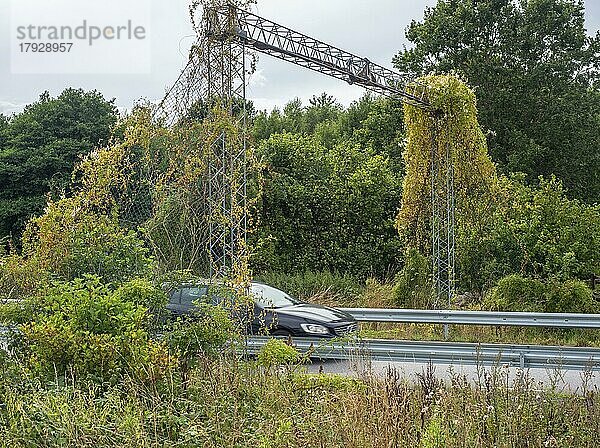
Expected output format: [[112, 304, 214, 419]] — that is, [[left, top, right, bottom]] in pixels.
[[253, 95, 342, 141], [252, 94, 406, 168], [0, 89, 117, 241], [394, 0, 600, 202], [460, 175, 600, 292], [0, 115, 8, 149], [253, 133, 403, 277]]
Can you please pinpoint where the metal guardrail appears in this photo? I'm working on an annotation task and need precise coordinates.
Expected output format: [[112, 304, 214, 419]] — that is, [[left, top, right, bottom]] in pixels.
[[4, 303, 600, 371], [339, 308, 600, 329], [245, 308, 600, 370], [246, 336, 600, 370]]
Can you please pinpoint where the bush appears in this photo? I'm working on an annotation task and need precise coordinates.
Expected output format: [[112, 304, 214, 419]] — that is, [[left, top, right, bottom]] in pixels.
[[0, 255, 49, 301], [460, 176, 600, 292], [21, 198, 152, 284], [485, 274, 598, 313], [254, 133, 403, 277], [485, 274, 546, 312], [257, 338, 302, 368], [546, 279, 597, 314], [392, 249, 432, 308], [112, 277, 168, 326], [164, 303, 236, 363], [10, 275, 174, 384]]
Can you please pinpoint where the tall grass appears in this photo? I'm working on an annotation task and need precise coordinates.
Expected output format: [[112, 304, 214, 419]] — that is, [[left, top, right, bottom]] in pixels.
[[1, 355, 600, 447]]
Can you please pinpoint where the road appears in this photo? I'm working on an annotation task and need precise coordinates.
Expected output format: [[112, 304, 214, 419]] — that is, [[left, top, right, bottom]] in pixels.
[[305, 357, 600, 393]]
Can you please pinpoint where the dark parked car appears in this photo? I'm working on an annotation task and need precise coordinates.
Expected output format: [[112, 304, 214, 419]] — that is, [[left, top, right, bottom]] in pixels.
[[166, 281, 358, 338]]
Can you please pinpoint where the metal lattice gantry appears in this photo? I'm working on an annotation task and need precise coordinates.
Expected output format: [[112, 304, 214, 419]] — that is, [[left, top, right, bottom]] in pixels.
[[158, 3, 249, 279], [156, 1, 455, 305], [431, 121, 455, 318]]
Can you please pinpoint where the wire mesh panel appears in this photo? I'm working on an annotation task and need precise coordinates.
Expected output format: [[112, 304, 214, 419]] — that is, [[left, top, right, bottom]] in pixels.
[[154, 4, 249, 280]]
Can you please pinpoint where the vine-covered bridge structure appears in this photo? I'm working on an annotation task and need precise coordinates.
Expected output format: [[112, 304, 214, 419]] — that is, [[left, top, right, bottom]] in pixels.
[[157, 2, 454, 309]]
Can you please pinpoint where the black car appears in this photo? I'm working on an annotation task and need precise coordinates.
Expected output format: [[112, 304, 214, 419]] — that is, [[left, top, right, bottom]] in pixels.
[[166, 281, 358, 338]]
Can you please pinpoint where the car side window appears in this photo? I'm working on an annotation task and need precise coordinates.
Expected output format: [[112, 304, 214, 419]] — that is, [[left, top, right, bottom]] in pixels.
[[181, 286, 209, 306], [169, 288, 182, 305], [253, 284, 271, 307]]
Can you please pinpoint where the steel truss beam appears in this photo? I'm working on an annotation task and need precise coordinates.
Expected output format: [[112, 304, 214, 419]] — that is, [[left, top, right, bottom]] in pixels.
[[211, 6, 431, 109]]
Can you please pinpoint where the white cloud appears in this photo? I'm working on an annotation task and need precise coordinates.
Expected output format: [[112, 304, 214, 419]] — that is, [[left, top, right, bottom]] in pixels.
[[0, 100, 26, 116], [252, 97, 283, 112], [247, 68, 267, 89]]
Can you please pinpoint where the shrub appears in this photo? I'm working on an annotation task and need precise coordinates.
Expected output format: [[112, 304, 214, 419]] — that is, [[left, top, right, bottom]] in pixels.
[[460, 175, 600, 292], [112, 277, 168, 320], [0, 301, 26, 324], [485, 274, 546, 312], [254, 132, 403, 277], [360, 278, 395, 308], [164, 303, 236, 368], [392, 248, 432, 308], [485, 274, 598, 313], [21, 198, 152, 284], [11, 276, 174, 384], [0, 255, 49, 300], [545, 279, 597, 314], [257, 338, 302, 368]]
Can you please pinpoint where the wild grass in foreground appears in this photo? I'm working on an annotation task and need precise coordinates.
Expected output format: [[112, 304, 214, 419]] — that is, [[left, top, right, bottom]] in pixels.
[[1, 355, 600, 447]]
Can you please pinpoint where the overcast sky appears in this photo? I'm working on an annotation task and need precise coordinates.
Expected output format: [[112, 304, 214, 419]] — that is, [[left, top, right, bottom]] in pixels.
[[0, 0, 599, 116]]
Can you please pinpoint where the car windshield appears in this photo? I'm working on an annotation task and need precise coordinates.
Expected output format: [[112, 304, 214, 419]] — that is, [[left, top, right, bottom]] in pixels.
[[251, 283, 299, 309]]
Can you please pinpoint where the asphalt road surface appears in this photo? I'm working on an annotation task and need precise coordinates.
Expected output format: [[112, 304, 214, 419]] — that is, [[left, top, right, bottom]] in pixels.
[[305, 357, 600, 393]]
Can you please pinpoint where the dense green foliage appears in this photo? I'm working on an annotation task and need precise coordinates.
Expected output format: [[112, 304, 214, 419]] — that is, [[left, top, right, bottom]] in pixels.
[[392, 249, 432, 309], [398, 74, 599, 302], [254, 132, 402, 277], [485, 273, 599, 313], [8, 276, 172, 384], [0, 89, 117, 241], [22, 198, 152, 284], [253, 94, 405, 167], [256, 338, 302, 368], [164, 303, 236, 364], [394, 0, 600, 202], [252, 94, 407, 277], [461, 175, 600, 292]]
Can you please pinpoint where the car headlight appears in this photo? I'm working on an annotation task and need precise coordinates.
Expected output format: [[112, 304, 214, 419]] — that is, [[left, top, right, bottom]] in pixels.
[[300, 323, 329, 335]]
